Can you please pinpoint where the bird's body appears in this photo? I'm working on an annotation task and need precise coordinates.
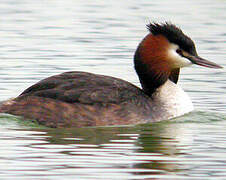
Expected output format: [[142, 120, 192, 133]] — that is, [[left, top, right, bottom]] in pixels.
[[0, 72, 193, 127], [0, 22, 222, 128]]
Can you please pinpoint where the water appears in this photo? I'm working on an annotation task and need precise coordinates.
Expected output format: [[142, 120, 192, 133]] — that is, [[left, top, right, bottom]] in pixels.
[[0, 0, 226, 179]]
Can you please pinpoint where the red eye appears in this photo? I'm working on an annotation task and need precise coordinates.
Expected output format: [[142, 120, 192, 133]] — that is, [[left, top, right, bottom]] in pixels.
[[176, 49, 182, 55]]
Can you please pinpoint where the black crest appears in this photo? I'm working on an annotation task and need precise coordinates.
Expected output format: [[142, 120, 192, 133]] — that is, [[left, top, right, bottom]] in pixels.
[[147, 22, 197, 55]]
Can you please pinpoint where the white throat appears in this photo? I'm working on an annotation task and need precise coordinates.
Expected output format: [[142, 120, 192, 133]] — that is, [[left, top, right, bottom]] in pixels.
[[151, 80, 194, 121]]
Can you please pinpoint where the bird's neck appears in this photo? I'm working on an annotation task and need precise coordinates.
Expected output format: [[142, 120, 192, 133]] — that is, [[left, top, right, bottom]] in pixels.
[[134, 48, 180, 96], [150, 79, 194, 121]]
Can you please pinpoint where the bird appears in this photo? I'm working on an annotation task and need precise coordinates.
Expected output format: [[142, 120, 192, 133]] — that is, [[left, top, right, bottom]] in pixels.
[[0, 22, 222, 128]]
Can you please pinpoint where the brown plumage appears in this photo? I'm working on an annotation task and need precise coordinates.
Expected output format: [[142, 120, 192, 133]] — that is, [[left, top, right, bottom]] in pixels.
[[0, 72, 154, 127], [0, 22, 222, 127]]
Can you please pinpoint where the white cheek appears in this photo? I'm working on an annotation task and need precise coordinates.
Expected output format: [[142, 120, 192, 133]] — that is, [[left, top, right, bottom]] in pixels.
[[168, 44, 192, 68], [168, 49, 192, 68]]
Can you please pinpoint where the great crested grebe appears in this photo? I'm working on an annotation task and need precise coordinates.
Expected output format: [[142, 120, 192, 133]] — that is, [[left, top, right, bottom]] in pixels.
[[0, 22, 222, 128]]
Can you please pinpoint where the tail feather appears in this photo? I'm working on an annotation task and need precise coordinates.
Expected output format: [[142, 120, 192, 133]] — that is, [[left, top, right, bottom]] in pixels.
[[0, 96, 99, 128]]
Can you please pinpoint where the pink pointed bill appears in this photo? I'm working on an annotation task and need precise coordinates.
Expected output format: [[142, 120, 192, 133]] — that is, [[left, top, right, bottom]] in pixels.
[[191, 56, 223, 69]]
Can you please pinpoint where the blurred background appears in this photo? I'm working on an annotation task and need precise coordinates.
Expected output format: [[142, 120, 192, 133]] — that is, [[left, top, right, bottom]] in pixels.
[[0, 0, 226, 179], [0, 0, 225, 111]]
